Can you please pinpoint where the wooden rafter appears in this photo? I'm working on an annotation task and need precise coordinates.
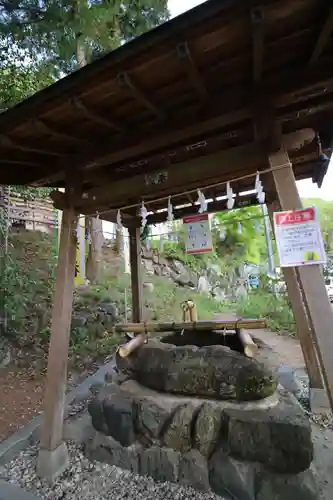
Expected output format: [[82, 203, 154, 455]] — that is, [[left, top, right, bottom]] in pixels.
[[251, 7, 265, 83], [309, 7, 333, 64], [33, 118, 91, 145], [71, 98, 123, 132], [0, 158, 42, 167], [0, 134, 70, 157], [117, 72, 165, 120], [176, 42, 207, 101]]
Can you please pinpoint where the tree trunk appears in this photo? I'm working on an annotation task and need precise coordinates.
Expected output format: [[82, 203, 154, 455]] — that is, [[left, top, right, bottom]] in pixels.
[[75, 11, 104, 284]]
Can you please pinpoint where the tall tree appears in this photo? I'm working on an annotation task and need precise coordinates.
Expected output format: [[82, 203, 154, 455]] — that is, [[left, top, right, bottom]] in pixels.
[[0, 0, 169, 282]]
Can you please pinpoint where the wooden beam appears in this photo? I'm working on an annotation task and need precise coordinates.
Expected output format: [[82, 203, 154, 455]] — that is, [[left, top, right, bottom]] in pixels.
[[117, 72, 165, 120], [267, 200, 323, 389], [65, 143, 266, 212], [33, 118, 91, 145], [71, 97, 123, 132], [176, 42, 207, 101], [269, 148, 333, 411], [52, 128, 317, 214], [252, 97, 282, 152], [0, 134, 71, 158], [128, 226, 143, 323], [309, 8, 333, 65], [37, 203, 77, 479], [0, 158, 42, 167], [251, 7, 265, 83]]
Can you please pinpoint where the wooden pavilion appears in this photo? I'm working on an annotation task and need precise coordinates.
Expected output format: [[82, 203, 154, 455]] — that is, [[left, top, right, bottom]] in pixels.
[[1, 0, 333, 479]]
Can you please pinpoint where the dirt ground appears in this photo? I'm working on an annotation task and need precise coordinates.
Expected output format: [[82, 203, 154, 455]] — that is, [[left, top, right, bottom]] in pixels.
[[0, 367, 44, 441]]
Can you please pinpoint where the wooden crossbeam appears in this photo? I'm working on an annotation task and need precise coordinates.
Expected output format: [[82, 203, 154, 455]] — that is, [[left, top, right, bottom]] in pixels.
[[251, 7, 265, 83], [71, 97, 122, 132], [309, 8, 333, 64], [0, 134, 70, 157], [117, 72, 165, 120], [33, 118, 91, 145], [176, 42, 207, 101]]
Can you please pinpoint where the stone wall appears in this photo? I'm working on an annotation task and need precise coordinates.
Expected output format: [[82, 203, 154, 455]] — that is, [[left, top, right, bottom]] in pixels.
[[86, 376, 319, 500]]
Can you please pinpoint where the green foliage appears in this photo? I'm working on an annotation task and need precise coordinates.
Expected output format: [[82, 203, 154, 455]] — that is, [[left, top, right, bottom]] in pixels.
[[303, 198, 333, 254], [0, 0, 169, 76], [3, 231, 55, 341], [236, 289, 294, 333], [9, 185, 53, 201], [213, 206, 267, 265], [0, 45, 55, 109]]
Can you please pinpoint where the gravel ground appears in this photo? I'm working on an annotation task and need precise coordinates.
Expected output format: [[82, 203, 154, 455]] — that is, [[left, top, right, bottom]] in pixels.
[[0, 442, 226, 500]]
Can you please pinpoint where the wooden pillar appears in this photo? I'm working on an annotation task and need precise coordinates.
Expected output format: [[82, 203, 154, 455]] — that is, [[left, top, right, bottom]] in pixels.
[[129, 226, 143, 322], [37, 205, 77, 480], [269, 148, 333, 410], [267, 202, 323, 389]]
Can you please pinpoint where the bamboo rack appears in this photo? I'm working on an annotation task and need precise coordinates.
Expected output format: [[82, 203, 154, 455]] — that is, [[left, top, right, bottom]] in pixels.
[[109, 318, 266, 335]]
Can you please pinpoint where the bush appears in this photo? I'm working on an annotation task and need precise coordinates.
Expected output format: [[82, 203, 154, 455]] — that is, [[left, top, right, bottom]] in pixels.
[[236, 291, 295, 333]]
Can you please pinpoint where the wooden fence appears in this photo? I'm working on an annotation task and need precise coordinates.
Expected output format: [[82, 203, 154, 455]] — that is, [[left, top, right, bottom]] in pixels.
[[8, 196, 58, 234]]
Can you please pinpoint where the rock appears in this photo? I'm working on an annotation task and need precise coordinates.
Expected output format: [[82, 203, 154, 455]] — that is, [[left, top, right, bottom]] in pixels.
[[170, 259, 186, 274], [142, 259, 154, 274], [141, 248, 154, 260], [152, 253, 159, 264], [255, 466, 319, 500], [226, 392, 313, 473], [140, 446, 180, 482], [103, 391, 137, 446], [88, 385, 118, 434], [209, 450, 255, 500], [89, 381, 104, 395], [0, 348, 11, 368], [143, 282, 154, 293], [136, 399, 172, 442], [179, 450, 210, 492], [163, 403, 198, 452], [88, 384, 137, 446], [87, 432, 142, 474], [194, 403, 225, 457], [212, 286, 226, 302], [197, 276, 211, 295], [104, 369, 131, 385], [117, 340, 276, 401]]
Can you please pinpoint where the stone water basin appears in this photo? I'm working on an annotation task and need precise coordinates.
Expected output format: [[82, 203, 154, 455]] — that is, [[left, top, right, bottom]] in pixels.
[[86, 334, 318, 500]]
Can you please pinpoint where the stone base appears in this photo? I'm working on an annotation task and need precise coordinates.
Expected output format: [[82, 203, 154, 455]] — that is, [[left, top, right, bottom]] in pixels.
[[86, 432, 319, 500], [86, 378, 319, 499], [37, 442, 69, 481]]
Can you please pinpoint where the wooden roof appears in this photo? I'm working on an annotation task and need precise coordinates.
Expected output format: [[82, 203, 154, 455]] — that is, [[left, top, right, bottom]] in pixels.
[[0, 0, 333, 220]]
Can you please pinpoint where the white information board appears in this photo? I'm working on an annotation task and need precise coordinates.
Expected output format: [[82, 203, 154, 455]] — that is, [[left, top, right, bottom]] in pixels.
[[184, 214, 213, 254], [273, 207, 326, 267]]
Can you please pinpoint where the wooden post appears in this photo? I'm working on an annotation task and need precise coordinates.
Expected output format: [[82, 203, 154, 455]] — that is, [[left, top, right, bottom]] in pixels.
[[267, 202, 323, 389], [269, 148, 333, 410], [37, 205, 77, 480], [129, 226, 143, 323]]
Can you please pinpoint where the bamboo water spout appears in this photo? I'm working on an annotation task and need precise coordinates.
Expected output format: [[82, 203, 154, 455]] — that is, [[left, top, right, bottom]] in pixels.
[[109, 318, 266, 336]]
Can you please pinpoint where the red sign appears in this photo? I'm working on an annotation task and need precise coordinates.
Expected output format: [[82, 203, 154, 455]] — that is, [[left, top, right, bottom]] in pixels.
[[275, 208, 316, 226], [273, 207, 326, 267]]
